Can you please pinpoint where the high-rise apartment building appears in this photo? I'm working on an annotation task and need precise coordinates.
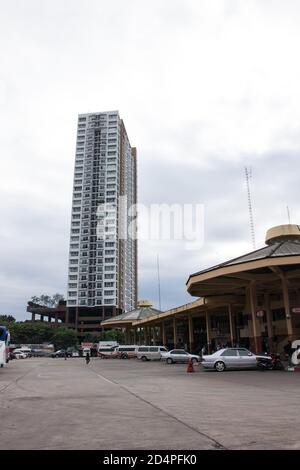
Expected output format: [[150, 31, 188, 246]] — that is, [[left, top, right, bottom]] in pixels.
[[67, 111, 137, 337]]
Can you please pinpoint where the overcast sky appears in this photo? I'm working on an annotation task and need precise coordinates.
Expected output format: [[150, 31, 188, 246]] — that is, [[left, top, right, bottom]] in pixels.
[[1, 0, 300, 320]]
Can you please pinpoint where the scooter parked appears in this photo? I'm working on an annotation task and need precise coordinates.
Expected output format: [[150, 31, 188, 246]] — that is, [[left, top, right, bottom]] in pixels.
[[257, 352, 283, 370]]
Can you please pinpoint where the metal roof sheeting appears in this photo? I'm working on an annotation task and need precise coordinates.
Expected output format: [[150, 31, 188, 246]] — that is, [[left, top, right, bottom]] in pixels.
[[101, 306, 162, 324], [188, 240, 300, 280]]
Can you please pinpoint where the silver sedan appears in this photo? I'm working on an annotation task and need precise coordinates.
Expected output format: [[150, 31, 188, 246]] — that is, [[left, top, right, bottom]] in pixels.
[[201, 348, 270, 372], [161, 349, 200, 364]]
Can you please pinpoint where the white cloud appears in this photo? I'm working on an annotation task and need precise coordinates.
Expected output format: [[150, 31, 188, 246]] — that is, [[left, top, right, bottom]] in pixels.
[[0, 0, 300, 318]]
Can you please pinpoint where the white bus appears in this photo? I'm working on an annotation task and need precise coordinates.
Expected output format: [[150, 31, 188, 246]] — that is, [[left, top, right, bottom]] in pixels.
[[97, 341, 119, 358], [0, 326, 10, 368]]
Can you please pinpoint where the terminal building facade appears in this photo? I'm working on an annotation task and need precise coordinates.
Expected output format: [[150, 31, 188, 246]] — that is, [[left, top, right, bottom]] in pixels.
[[102, 225, 300, 355]]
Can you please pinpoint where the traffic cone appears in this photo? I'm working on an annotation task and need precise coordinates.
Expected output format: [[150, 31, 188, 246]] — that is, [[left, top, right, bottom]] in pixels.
[[187, 358, 194, 373]]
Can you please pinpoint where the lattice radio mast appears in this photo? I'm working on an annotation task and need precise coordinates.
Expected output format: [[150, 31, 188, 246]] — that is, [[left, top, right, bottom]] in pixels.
[[244, 166, 256, 249]]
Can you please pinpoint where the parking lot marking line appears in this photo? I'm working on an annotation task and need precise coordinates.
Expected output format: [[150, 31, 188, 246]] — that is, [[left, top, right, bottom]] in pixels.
[[87, 365, 227, 450], [0, 363, 41, 394], [88, 368, 117, 386]]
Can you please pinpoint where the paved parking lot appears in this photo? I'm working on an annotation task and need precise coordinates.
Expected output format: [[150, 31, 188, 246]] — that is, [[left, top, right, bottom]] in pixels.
[[0, 357, 300, 450]]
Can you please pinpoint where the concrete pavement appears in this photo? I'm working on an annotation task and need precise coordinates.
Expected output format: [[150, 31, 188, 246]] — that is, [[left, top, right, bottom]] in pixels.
[[0, 357, 299, 450]]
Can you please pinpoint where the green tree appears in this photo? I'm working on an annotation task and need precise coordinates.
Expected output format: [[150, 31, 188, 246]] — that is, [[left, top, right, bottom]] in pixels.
[[83, 333, 96, 343], [0, 315, 16, 324], [30, 294, 65, 308], [9, 322, 54, 344], [98, 329, 125, 343], [51, 328, 78, 350]]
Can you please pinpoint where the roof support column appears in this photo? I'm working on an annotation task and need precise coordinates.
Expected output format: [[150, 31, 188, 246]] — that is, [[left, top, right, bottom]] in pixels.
[[161, 322, 166, 346], [270, 267, 294, 340], [125, 327, 130, 344], [75, 306, 79, 331], [188, 316, 194, 353], [173, 317, 177, 349], [249, 282, 262, 354], [133, 329, 136, 345], [145, 326, 150, 345], [31, 313, 35, 322], [205, 311, 212, 354], [152, 326, 157, 346], [264, 293, 274, 353], [228, 304, 235, 347], [282, 278, 294, 339]]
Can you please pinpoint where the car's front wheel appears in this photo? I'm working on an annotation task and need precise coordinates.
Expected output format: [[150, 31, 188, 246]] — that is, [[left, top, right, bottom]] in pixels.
[[141, 356, 148, 362], [191, 358, 198, 364], [166, 358, 173, 364], [214, 361, 226, 372]]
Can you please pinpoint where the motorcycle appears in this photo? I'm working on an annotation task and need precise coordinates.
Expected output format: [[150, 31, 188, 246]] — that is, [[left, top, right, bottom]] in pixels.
[[270, 353, 284, 370], [257, 352, 283, 370]]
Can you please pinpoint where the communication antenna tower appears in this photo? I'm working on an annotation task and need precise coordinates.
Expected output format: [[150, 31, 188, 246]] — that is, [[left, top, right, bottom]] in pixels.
[[157, 254, 162, 311], [244, 166, 256, 249], [287, 206, 291, 225]]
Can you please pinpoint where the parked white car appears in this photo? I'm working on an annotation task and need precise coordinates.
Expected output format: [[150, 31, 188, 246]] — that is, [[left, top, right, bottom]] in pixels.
[[137, 346, 168, 361], [13, 351, 28, 359], [201, 348, 272, 372], [161, 349, 200, 364]]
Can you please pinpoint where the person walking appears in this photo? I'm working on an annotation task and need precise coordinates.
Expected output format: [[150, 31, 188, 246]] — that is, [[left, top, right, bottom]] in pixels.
[[64, 351, 68, 361], [284, 340, 293, 366], [85, 352, 90, 365]]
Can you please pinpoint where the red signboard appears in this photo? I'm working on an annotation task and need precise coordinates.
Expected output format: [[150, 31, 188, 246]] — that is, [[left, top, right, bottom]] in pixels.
[[256, 310, 265, 318], [292, 308, 300, 314]]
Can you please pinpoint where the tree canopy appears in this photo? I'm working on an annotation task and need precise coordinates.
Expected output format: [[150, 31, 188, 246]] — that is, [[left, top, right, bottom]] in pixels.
[[0, 315, 16, 324], [30, 294, 65, 308], [4, 321, 77, 348], [51, 328, 78, 350]]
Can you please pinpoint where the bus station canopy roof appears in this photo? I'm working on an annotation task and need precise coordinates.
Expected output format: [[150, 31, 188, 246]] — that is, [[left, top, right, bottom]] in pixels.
[[187, 238, 300, 298]]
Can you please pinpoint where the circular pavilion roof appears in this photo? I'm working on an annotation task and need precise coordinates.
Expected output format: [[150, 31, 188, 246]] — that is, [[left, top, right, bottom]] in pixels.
[[101, 301, 162, 327], [187, 225, 300, 298]]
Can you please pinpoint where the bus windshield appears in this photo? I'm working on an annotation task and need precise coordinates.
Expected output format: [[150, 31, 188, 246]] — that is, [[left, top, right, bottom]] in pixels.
[[0, 326, 8, 342], [0, 326, 10, 367]]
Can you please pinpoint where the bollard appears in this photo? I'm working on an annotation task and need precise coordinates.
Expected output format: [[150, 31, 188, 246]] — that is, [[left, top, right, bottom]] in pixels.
[[187, 358, 195, 373]]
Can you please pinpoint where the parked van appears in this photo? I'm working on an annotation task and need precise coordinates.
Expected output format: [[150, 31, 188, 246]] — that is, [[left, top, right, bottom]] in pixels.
[[97, 345, 118, 358], [116, 345, 139, 359], [137, 346, 168, 361], [82, 347, 91, 357], [13, 347, 32, 358]]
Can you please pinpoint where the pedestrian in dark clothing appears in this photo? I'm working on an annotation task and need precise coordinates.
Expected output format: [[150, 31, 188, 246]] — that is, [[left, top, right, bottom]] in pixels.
[[85, 352, 90, 365], [64, 351, 67, 360], [284, 340, 293, 366]]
